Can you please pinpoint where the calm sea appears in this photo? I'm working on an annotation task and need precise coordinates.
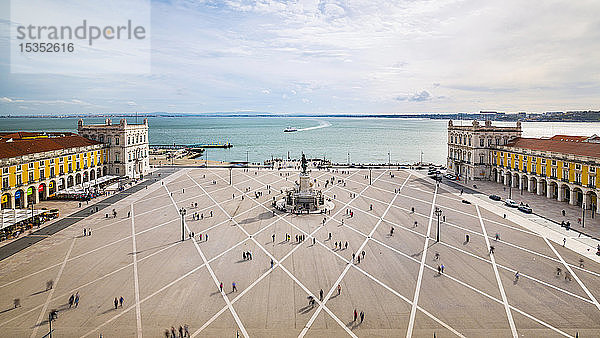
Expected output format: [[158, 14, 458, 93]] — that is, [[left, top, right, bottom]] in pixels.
[[0, 117, 598, 165]]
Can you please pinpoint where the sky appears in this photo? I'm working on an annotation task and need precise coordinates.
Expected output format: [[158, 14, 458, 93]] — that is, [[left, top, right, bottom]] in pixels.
[[1, 0, 600, 114]]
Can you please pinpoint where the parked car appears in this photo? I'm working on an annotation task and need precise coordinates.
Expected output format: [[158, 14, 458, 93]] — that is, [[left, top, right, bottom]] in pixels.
[[489, 194, 502, 201], [518, 204, 532, 213], [504, 199, 519, 208]]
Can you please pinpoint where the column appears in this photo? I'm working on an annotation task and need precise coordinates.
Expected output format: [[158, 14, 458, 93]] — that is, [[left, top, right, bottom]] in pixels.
[[558, 185, 564, 201], [569, 187, 576, 205], [583, 191, 591, 210], [537, 181, 544, 196], [546, 183, 552, 199]]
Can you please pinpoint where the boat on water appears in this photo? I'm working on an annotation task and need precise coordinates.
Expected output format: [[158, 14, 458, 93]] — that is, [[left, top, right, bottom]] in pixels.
[[284, 127, 298, 132]]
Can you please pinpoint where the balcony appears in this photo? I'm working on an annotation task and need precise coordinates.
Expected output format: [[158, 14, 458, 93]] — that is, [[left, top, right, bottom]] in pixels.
[[561, 178, 569, 183], [574, 181, 582, 186], [588, 184, 596, 189]]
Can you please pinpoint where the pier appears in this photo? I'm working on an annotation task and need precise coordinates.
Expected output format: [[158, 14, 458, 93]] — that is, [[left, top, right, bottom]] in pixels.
[[150, 142, 233, 150]]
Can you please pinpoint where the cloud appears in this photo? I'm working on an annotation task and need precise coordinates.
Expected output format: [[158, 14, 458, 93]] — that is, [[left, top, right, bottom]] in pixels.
[[396, 90, 432, 102], [2, 0, 600, 113], [127, 101, 137, 106]]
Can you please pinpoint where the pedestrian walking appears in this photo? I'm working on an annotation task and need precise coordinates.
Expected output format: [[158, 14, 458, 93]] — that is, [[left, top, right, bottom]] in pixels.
[[360, 311, 364, 323], [220, 282, 223, 292], [171, 327, 176, 338], [361, 250, 365, 259], [514, 271, 520, 281], [272, 234, 275, 242], [354, 309, 357, 321], [357, 255, 361, 264], [441, 264, 445, 273], [270, 259, 274, 268], [13, 298, 20, 308], [46, 280, 53, 291], [83, 228, 87, 236], [563, 238, 566, 247], [337, 284, 341, 295], [495, 233, 500, 241], [69, 294, 74, 308], [114, 297, 118, 309], [313, 237, 316, 245], [184, 324, 190, 337], [179, 326, 183, 338], [352, 253, 355, 261], [74, 292, 79, 308], [390, 227, 394, 236], [119, 296, 124, 307], [319, 289, 323, 301], [437, 265, 441, 275], [489, 246, 495, 254], [465, 234, 469, 243], [232, 282, 237, 292], [328, 232, 332, 240]]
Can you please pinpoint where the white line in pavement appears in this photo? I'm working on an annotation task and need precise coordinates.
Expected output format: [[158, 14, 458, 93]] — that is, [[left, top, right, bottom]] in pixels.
[[406, 183, 437, 338], [188, 170, 359, 337], [30, 238, 76, 338], [543, 237, 600, 311], [164, 177, 250, 338], [319, 230, 465, 337], [130, 204, 143, 338], [0, 240, 181, 329], [191, 169, 356, 337], [369, 235, 572, 337], [476, 205, 517, 338], [300, 170, 405, 338]]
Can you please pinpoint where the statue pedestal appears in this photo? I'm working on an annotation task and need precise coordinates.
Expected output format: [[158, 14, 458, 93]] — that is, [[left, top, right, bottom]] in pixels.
[[299, 173, 311, 192]]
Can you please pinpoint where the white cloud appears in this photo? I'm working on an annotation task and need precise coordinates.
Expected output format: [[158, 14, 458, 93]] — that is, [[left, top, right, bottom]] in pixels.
[[1, 97, 14, 103], [3, 0, 600, 113]]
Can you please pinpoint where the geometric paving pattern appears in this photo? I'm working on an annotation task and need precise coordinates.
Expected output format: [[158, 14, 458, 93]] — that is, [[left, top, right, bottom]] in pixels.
[[1, 168, 599, 337]]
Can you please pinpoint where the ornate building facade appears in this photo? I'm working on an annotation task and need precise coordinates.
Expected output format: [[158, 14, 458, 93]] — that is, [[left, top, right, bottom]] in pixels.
[[1, 132, 106, 210], [447, 120, 599, 214], [78, 118, 150, 179]]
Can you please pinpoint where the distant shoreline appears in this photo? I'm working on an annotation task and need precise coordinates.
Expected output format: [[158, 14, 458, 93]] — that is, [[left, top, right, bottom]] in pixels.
[[1, 111, 599, 122]]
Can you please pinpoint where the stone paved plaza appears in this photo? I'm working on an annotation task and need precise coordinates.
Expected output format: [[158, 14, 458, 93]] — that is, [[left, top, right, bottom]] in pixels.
[[1, 167, 600, 337]]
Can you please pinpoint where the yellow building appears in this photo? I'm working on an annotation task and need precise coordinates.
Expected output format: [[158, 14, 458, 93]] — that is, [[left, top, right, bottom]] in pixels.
[[0, 132, 106, 210], [491, 135, 599, 213]]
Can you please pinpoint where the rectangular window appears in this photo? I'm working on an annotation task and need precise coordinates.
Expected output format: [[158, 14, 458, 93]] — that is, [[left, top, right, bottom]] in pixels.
[[575, 173, 582, 183], [541, 159, 546, 164], [575, 164, 581, 170], [552, 160, 556, 165], [68, 163, 72, 172], [591, 167, 596, 173], [28, 171, 34, 182], [115, 137, 120, 145], [39, 169, 45, 180], [2, 177, 8, 189], [551, 168, 557, 178], [50, 167, 55, 177], [17, 175, 22, 185], [116, 168, 120, 174], [480, 139, 484, 147], [28, 163, 34, 169], [590, 176, 596, 187], [2, 167, 7, 174]]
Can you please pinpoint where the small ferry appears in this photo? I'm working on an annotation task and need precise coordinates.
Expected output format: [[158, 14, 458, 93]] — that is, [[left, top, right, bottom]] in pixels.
[[284, 127, 298, 132]]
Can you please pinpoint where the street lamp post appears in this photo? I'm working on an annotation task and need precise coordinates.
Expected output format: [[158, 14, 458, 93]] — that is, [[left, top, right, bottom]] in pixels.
[[229, 168, 232, 185], [582, 202, 586, 228], [179, 207, 186, 241], [435, 207, 442, 242], [388, 151, 391, 169], [246, 150, 249, 167], [369, 168, 372, 185]]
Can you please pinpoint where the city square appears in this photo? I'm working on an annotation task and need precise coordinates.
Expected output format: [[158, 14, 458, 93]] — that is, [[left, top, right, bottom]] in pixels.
[[1, 167, 599, 337]]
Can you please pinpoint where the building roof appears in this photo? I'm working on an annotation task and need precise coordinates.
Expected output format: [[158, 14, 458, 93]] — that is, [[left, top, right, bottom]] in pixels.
[[0, 132, 101, 160], [549, 135, 588, 142], [506, 136, 600, 158]]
